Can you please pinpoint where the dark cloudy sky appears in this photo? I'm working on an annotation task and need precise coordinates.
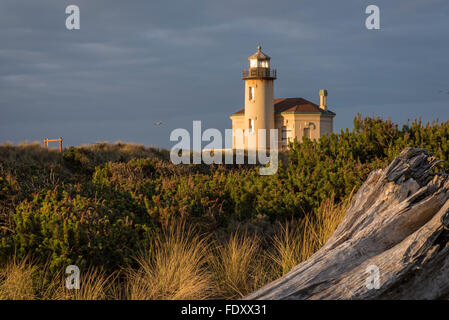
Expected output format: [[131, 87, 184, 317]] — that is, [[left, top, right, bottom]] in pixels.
[[1, 0, 448, 149]]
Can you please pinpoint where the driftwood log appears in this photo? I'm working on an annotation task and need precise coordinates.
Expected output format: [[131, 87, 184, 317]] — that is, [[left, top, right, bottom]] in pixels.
[[246, 148, 449, 299]]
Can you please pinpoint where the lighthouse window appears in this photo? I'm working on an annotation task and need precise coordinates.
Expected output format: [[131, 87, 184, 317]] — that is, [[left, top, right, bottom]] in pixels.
[[249, 119, 254, 133], [249, 87, 255, 101], [260, 60, 269, 68], [250, 59, 257, 68]]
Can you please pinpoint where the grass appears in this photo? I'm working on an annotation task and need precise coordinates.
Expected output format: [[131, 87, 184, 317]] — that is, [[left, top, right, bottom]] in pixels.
[[55, 268, 113, 300], [124, 222, 214, 300], [269, 193, 352, 278], [0, 194, 350, 300], [209, 231, 268, 299], [0, 256, 35, 300], [2, 116, 446, 299], [0, 257, 113, 300], [0, 141, 169, 165]]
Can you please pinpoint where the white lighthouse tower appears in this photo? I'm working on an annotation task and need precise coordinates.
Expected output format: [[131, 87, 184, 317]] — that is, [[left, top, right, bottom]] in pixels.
[[241, 45, 276, 150]]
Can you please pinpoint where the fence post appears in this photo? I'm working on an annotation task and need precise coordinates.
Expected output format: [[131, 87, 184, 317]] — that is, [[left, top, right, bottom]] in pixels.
[[43, 137, 63, 152]]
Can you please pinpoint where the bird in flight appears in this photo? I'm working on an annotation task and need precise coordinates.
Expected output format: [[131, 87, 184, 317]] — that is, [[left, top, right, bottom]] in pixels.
[[154, 121, 163, 126]]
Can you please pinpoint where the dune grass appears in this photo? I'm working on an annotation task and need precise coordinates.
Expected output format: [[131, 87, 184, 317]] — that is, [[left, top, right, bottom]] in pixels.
[[209, 231, 269, 299], [0, 257, 113, 300], [269, 193, 352, 278], [0, 195, 350, 300], [124, 222, 214, 300], [0, 256, 35, 300], [55, 268, 113, 300]]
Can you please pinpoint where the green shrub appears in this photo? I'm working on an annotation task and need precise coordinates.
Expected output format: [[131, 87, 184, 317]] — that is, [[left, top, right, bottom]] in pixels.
[[4, 188, 156, 271], [1, 116, 449, 273], [62, 147, 94, 175], [0, 176, 10, 200]]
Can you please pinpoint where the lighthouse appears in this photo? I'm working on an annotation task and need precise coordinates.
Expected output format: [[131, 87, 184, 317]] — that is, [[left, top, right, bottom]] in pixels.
[[241, 45, 276, 150], [230, 46, 335, 150]]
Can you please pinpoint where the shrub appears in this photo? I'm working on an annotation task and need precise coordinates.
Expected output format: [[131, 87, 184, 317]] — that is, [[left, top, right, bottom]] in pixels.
[[4, 188, 156, 271], [1, 115, 449, 298]]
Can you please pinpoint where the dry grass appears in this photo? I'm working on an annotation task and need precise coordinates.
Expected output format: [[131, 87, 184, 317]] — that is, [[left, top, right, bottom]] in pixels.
[[269, 193, 353, 277], [269, 222, 303, 277], [125, 222, 214, 300], [0, 257, 114, 300], [0, 142, 61, 166], [0, 195, 350, 300], [0, 256, 35, 300], [0, 141, 169, 169], [54, 268, 113, 300], [77, 141, 169, 163], [304, 193, 352, 250], [209, 231, 270, 299]]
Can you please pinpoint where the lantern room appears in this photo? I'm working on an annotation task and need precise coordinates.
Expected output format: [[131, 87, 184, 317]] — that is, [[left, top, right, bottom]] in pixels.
[[248, 45, 270, 69]]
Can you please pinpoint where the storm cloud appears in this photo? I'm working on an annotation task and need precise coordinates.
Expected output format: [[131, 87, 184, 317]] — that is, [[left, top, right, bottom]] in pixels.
[[0, 0, 448, 148]]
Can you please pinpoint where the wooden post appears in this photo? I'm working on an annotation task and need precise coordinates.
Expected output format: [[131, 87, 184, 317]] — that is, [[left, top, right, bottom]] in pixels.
[[43, 137, 63, 152]]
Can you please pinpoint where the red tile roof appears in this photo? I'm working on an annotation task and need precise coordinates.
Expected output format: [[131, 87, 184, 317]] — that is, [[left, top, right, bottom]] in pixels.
[[231, 97, 335, 116]]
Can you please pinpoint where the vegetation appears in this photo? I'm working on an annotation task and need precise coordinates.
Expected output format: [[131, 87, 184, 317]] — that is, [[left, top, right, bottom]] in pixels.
[[0, 115, 449, 299]]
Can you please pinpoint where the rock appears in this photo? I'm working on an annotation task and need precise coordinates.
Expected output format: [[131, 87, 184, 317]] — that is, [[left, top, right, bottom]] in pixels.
[[245, 148, 449, 299]]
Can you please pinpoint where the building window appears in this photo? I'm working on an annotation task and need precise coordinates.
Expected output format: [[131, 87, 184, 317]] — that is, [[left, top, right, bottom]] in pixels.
[[249, 119, 254, 133], [281, 126, 287, 141], [282, 126, 291, 148], [303, 127, 310, 139], [249, 87, 255, 101], [308, 122, 316, 130]]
